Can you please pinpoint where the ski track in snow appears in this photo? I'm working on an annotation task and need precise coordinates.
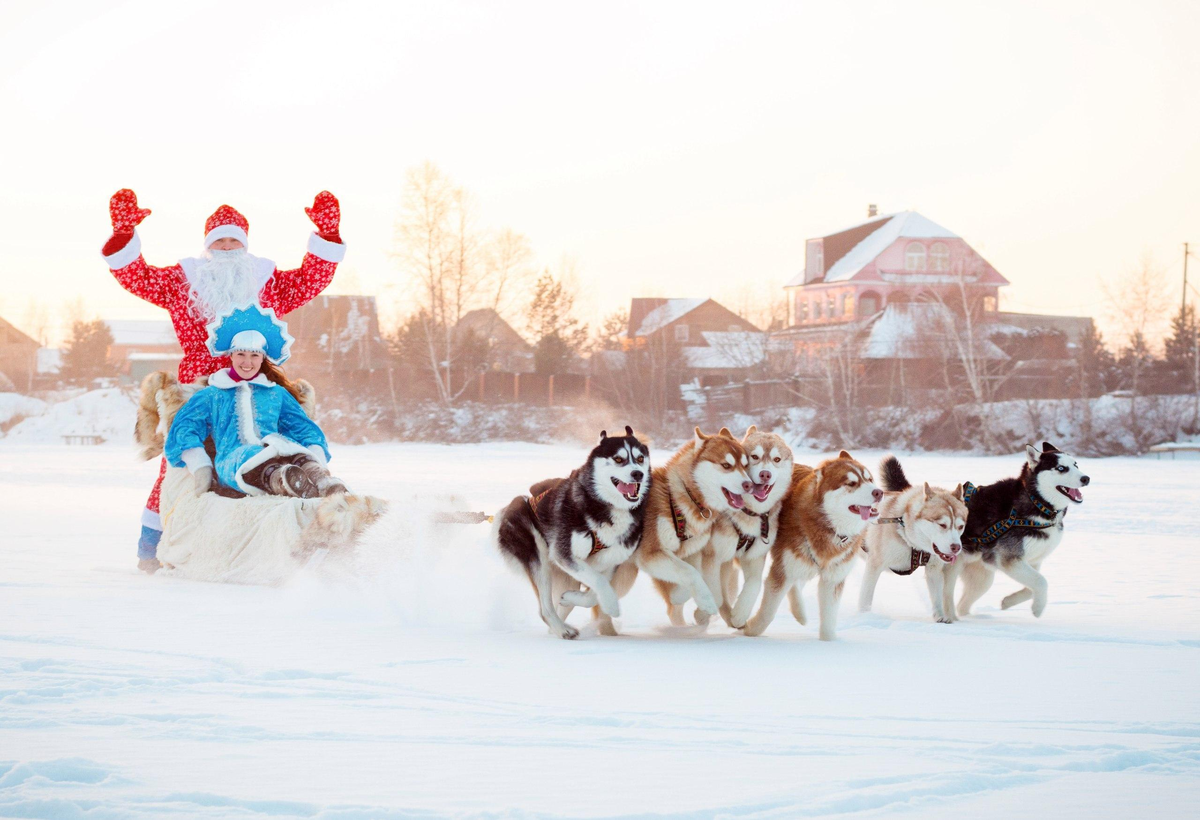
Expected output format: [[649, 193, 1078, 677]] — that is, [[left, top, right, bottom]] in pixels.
[[0, 442, 1197, 818]]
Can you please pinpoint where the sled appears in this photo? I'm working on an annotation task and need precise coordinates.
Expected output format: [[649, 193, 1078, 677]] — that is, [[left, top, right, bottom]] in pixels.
[[137, 371, 387, 585]]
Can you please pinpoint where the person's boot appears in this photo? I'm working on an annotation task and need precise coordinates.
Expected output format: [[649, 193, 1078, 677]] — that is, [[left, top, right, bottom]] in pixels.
[[263, 462, 320, 498], [293, 455, 349, 497]]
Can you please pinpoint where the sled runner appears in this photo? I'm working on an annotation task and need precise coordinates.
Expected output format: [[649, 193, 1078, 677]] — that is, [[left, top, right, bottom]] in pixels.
[[136, 371, 387, 584]]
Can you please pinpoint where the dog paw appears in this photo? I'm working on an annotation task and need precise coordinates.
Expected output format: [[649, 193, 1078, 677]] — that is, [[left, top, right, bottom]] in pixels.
[[936, 617, 953, 624], [694, 608, 712, 627], [694, 592, 719, 616], [1031, 599, 1046, 618], [818, 630, 836, 642], [595, 619, 619, 637], [553, 623, 580, 640], [598, 598, 621, 619]]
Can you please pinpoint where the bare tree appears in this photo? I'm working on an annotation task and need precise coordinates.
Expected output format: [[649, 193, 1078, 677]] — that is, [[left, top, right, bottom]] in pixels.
[[393, 163, 533, 405]]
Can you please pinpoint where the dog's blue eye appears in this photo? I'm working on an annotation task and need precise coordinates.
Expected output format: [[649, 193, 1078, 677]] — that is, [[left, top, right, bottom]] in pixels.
[[1057, 465, 1067, 472]]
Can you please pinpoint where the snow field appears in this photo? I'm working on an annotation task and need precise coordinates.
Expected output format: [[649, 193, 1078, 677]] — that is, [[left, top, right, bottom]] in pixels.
[[0, 441, 1197, 818]]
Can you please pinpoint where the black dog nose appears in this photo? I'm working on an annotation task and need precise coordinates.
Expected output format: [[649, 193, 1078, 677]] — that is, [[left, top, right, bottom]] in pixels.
[[1080, 475, 1090, 486], [630, 470, 643, 482], [872, 489, 883, 502]]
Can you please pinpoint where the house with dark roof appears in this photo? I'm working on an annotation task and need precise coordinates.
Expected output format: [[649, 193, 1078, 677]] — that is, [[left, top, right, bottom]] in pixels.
[[453, 308, 534, 373], [622, 298, 764, 384], [0, 315, 39, 391]]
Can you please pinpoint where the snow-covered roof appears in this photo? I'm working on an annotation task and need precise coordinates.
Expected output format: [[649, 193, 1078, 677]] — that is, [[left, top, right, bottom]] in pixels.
[[126, 352, 183, 361], [36, 347, 62, 374], [105, 320, 179, 347], [859, 303, 1008, 360], [785, 211, 959, 287], [684, 331, 768, 369], [635, 298, 706, 336]]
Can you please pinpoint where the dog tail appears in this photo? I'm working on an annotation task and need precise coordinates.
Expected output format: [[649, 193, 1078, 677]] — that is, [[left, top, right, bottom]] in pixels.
[[879, 455, 910, 492]]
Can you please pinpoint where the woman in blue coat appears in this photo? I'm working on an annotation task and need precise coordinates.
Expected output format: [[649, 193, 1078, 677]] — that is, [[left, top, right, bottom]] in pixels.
[[165, 304, 346, 498]]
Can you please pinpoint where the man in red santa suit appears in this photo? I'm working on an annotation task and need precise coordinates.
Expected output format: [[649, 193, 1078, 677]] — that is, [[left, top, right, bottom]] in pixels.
[[101, 189, 346, 573]]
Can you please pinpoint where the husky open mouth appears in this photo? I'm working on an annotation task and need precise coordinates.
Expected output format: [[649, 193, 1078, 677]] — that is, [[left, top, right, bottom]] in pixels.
[[611, 476, 640, 502], [931, 545, 957, 563], [1057, 485, 1083, 503], [848, 504, 878, 521], [722, 487, 746, 509], [751, 482, 773, 503]]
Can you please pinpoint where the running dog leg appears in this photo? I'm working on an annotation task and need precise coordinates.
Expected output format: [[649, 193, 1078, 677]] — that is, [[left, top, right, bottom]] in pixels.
[[695, 549, 724, 626], [743, 560, 793, 637], [817, 575, 844, 641], [925, 565, 950, 623], [998, 559, 1049, 617], [956, 560, 994, 616], [788, 584, 807, 625], [719, 562, 739, 626], [551, 567, 580, 621], [531, 530, 578, 639], [592, 561, 637, 637], [729, 554, 766, 629], [857, 549, 886, 613], [942, 558, 961, 622], [555, 532, 621, 617], [639, 551, 719, 616], [1000, 587, 1033, 610]]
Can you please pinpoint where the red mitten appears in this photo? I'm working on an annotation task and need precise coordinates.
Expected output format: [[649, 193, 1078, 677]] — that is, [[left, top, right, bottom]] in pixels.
[[109, 189, 151, 234], [304, 191, 341, 237]]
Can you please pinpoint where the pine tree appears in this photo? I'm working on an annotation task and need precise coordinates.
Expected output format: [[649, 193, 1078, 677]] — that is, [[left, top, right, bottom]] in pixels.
[[1071, 323, 1117, 398], [527, 270, 589, 375], [1163, 304, 1198, 390], [59, 319, 115, 382]]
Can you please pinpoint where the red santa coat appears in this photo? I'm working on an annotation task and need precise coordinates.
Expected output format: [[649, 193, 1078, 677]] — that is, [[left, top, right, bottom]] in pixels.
[[102, 230, 345, 383], [102, 230, 345, 526]]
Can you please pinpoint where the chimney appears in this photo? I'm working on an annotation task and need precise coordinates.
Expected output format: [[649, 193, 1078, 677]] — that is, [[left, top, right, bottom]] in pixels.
[[867, 203, 878, 218]]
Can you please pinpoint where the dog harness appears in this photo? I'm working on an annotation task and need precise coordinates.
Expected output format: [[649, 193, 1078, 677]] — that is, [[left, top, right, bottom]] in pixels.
[[961, 482, 1059, 547], [869, 516, 932, 576], [736, 508, 770, 552], [528, 489, 604, 557], [668, 487, 711, 543]]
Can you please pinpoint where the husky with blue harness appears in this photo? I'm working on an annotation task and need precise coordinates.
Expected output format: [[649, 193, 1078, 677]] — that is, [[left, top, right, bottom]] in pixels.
[[943, 442, 1089, 618]]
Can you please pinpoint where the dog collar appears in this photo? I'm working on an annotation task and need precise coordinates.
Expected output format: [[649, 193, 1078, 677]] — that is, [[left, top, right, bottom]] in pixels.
[[684, 485, 712, 519], [668, 494, 690, 542]]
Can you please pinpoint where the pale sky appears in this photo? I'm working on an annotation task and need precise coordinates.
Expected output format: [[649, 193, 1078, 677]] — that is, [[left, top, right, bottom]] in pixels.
[[1, 0, 1197, 346]]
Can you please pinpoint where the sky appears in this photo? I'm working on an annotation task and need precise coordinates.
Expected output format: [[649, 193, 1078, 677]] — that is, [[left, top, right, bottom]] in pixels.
[[1, 0, 1198, 347]]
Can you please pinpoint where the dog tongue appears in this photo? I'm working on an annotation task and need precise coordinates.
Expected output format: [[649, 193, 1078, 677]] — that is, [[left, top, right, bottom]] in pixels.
[[857, 505, 873, 521], [617, 481, 637, 496], [752, 483, 771, 502], [1067, 488, 1083, 502]]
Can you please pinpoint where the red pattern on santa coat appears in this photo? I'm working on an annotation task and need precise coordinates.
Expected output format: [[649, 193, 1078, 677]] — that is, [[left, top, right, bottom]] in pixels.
[[102, 219, 344, 520]]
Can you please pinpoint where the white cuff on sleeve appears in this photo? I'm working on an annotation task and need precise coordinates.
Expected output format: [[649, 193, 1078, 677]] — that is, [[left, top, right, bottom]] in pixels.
[[104, 230, 142, 270], [307, 232, 346, 263], [181, 447, 213, 473], [307, 444, 328, 465]]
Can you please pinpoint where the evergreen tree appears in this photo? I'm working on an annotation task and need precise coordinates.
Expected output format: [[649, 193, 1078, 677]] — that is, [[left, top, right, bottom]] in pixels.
[[1071, 323, 1117, 398], [527, 270, 588, 375], [59, 319, 115, 382], [1163, 304, 1198, 392]]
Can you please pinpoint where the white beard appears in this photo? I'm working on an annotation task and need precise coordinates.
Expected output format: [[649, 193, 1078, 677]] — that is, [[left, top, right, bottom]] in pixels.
[[187, 249, 262, 320]]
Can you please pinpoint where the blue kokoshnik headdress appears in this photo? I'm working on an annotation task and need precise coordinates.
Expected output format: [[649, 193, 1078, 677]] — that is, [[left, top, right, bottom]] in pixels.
[[206, 303, 295, 365]]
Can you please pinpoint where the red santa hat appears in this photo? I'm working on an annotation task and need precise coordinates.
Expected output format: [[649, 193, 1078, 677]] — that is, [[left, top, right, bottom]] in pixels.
[[204, 205, 250, 250]]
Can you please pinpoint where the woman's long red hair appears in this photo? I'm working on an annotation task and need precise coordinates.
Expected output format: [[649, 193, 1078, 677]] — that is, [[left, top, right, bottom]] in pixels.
[[258, 359, 305, 404]]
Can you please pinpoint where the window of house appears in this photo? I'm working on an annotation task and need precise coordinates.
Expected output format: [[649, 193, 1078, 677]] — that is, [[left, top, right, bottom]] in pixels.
[[905, 242, 927, 271], [827, 294, 838, 317], [814, 300, 823, 320], [674, 324, 689, 343], [858, 291, 880, 316], [841, 292, 853, 316], [798, 298, 809, 323], [983, 295, 997, 312], [930, 242, 950, 271]]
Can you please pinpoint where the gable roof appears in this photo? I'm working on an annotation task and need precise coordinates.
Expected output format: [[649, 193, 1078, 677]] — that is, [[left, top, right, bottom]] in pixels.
[[786, 211, 961, 286], [454, 308, 530, 349], [0, 315, 39, 348], [634, 298, 707, 336]]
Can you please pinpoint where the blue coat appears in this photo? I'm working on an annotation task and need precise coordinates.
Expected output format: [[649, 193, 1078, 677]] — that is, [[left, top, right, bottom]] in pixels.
[[165, 369, 330, 495]]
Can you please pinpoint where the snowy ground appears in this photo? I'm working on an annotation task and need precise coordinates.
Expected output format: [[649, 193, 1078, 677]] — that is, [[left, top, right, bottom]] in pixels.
[[1, 441, 1198, 818]]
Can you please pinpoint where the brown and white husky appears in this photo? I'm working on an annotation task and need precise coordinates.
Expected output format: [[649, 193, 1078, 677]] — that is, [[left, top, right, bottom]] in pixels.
[[743, 451, 880, 641], [719, 426, 795, 629], [638, 427, 755, 625], [858, 455, 967, 623]]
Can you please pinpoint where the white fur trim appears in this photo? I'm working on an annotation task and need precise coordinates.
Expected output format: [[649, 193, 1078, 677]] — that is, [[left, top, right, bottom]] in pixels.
[[307, 444, 327, 466], [180, 447, 212, 473], [104, 230, 143, 270], [232, 434, 311, 496], [307, 232, 346, 263], [141, 507, 162, 530], [230, 330, 268, 354], [209, 370, 274, 390], [234, 383, 262, 445], [204, 224, 249, 249]]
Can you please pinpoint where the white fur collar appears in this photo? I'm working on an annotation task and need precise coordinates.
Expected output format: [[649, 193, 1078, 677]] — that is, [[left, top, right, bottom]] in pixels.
[[209, 370, 274, 390]]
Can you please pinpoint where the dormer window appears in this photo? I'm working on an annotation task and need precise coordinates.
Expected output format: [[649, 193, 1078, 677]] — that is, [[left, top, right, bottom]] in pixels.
[[905, 242, 926, 271], [930, 242, 950, 271]]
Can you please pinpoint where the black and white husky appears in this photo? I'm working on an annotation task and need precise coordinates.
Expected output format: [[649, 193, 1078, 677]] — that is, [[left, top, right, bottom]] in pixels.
[[494, 427, 650, 639], [944, 441, 1089, 618]]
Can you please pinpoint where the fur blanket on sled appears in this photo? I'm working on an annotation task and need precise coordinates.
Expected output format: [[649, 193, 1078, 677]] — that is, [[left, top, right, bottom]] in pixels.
[[136, 371, 386, 585]]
